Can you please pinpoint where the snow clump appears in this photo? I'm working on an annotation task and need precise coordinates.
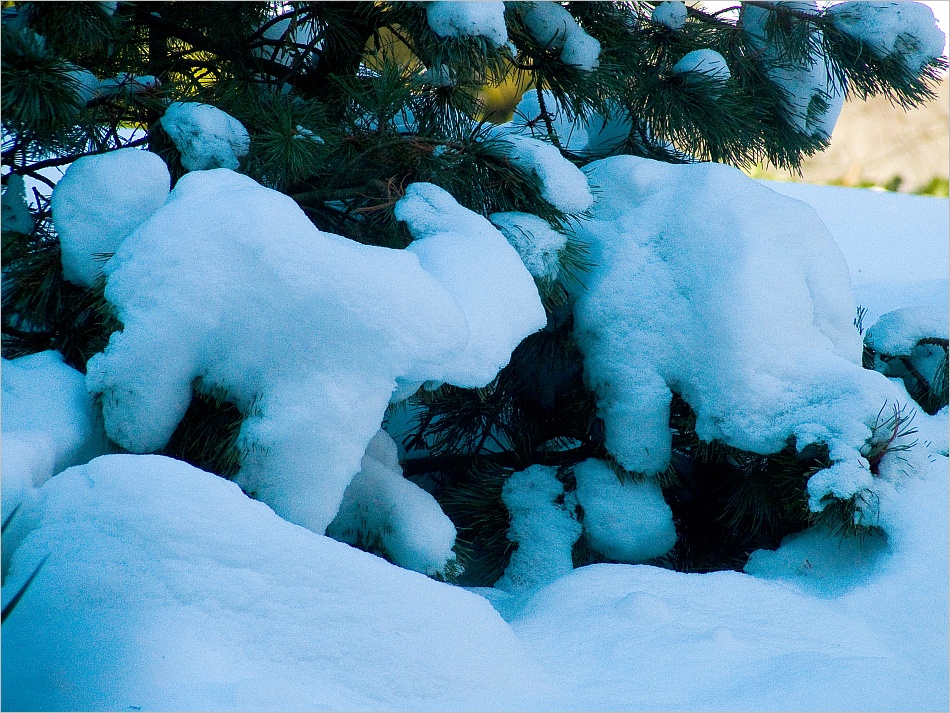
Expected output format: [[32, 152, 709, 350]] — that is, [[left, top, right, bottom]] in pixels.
[[85, 165, 543, 537], [828, 1, 945, 73], [52, 148, 170, 287], [573, 458, 677, 563], [489, 211, 567, 280], [160, 102, 250, 171], [256, 15, 320, 66], [487, 125, 594, 213], [326, 429, 457, 576], [425, 2, 508, 47], [494, 465, 582, 593], [1, 351, 107, 525], [672, 49, 731, 93], [741, 2, 844, 138], [1, 173, 34, 234], [511, 89, 589, 153], [571, 155, 906, 519], [865, 305, 948, 356], [517, 1, 601, 71], [652, 1, 688, 31]]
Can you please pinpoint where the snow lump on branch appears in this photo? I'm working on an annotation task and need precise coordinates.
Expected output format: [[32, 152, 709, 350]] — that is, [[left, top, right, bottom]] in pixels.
[[160, 102, 250, 171], [425, 1, 508, 47]]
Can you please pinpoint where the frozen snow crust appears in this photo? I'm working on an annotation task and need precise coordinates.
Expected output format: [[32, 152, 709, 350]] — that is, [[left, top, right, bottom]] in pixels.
[[86, 166, 544, 538], [572, 156, 905, 507]]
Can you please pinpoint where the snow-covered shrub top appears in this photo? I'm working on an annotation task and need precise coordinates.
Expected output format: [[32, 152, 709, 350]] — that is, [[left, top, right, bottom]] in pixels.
[[52, 148, 170, 287], [517, 1, 601, 72], [495, 465, 581, 592], [1, 351, 107, 525], [651, 1, 688, 31], [326, 429, 457, 576], [573, 459, 676, 563], [489, 211, 567, 280], [571, 155, 905, 511], [85, 164, 543, 535], [741, 2, 844, 138], [160, 102, 250, 171], [828, 1, 946, 73], [866, 305, 949, 356], [425, 1, 508, 47]]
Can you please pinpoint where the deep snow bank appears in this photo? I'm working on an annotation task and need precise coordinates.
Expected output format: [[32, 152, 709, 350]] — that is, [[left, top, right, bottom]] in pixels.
[[1, 454, 553, 712]]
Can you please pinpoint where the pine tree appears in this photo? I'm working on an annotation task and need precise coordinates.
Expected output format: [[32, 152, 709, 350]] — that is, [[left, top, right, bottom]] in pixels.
[[3, 1, 946, 582]]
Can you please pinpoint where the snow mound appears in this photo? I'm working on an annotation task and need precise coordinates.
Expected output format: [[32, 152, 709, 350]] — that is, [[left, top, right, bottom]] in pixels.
[[86, 169, 542, 536], [1, 454, 551, 711], [1, 351, 108, 527], [572, 156, 904, 511], [489, 210, 567, 280], [741, 2, 844, 138], [573, 458, 676, 563], [326, 430, 457, 576], [425, 1, 508, 47], [517, 1, 601, 71], [51, 148, 169, 287], [487, 126, 594, 213], [866, 305, 948, 355], [828, 1, 945, 73], [652, 1, 688, 31], [160, 102, 250, 171], [494, 465, 581, 593]]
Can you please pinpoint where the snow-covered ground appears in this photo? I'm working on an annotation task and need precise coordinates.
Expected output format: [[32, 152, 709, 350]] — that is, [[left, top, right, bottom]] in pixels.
[[3, 181, 948, 711]]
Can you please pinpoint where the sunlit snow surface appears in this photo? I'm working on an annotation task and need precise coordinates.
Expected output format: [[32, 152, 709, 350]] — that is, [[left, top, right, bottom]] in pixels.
[[2, 179, 948, 710]]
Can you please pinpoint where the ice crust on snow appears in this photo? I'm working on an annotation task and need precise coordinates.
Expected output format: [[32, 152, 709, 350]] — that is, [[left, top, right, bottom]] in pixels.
[[865, 305, 949, 355], [489, 211, 567, 280], [741, 2, 844, 138], [573, 459, 677, 563], [85, 167, 543, 536], [160, 102, 250, 171], [51, 148, 170, 287], [494, 465, 582, 593], [672, 49, 731, 91], [1, 455, 551, 711], [487, 125, 594, 213], [828, 1, 945, 73], [1, 352, 107, 526], [652, 1, 688, 31], [425, 2, 508, 47], [517, 1, 601, 72], [326, 430, 457, 576], [572, 156, 904, 511]]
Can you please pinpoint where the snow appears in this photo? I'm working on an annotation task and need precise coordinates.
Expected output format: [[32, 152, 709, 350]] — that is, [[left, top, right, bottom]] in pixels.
[[51, 148, 169, 287], [489, 210, 568, 280], [1, 173, 33, 234], [573, 459, 676, 563], [160, 102, 250, 171], [671, 48, 731, 91], [866, 305, 948, 355], [487, 126, 594, 213], [258, 15, 320, 66], [1, 352, 107, 527], [425, 2, 508, 47], [494, 465, 582, 593], [517, 1, 601, 72], [86, 168, 542, 537], [741, 2, 844, 138], [326, 430, 457, 576], [571, 155, 905, 518], [652, 1, 688, 31], [828, 1, 946, 72], [511, 89, 590, 153], [762, 180, 949, 324], [1, 455, 553, 712]]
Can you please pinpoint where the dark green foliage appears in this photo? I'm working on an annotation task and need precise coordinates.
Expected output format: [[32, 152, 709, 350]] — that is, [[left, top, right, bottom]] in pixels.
[[3, 1, 945, 578]]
